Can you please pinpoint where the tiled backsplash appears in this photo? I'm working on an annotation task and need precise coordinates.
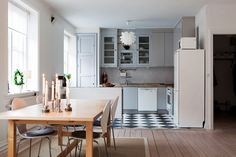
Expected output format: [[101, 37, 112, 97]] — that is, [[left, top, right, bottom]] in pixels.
[[101, 67, 174, 84]]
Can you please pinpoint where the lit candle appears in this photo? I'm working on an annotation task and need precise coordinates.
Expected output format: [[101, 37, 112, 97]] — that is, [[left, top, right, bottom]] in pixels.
[[51, 81, 54, 101], [55, 74, 58, 99], [42, 74, 45, 95], [58, 80, 61, 99], [45, 80, 48, 106]]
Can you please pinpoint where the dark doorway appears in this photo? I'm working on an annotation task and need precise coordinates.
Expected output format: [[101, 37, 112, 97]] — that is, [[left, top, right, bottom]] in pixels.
[[213, 35, 236, 129]]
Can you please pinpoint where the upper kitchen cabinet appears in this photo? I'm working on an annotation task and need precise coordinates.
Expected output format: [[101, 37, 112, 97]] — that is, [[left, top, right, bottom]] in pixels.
[[150, 32, 165, 67], [164, 32, 174, 67], [101, 28, 174, 68], [101, 29, 118, 67], [137, 35, 150, 66], [173, 17, 195, 51]]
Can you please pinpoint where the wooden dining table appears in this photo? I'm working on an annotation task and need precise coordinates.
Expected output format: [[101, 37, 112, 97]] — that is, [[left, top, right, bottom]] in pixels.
[[0, 99, 110, 157]]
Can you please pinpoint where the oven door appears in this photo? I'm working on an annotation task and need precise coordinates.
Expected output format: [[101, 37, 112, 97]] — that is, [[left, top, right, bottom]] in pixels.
[[166, 88, 173, 116]]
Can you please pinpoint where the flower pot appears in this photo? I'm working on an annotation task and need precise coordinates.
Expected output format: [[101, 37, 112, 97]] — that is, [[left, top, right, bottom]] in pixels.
[[123, 45, 130, 50]]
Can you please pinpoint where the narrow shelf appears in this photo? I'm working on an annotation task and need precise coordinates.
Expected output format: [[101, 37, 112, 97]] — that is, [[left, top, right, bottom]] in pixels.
[[104, 56, 114, 58], [120, 50, 135, 53], [104, 42, 114, 44], [139, 43, 149, 44], [104, 49, 115, 51]]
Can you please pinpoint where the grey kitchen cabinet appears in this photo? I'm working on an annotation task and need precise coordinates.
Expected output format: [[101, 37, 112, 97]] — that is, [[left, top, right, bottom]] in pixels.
[[137, 35, 150, 66], [173, 17, 195, 51], [101, 28, 174, 68], [118, 29, 137, 67], [157, 87, 167, 110], [123, 87, 138, 110], [101, 29, 118, 67], [150, 32, 165, 67], [164, 32, 174, 67]]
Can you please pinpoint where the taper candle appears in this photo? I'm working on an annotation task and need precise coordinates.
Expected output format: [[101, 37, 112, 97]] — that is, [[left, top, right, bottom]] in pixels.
[[55, 74, 58, 99], [51, 81, 54, 101], [45, 80, 48, 105], [42, 74, 45, 95]]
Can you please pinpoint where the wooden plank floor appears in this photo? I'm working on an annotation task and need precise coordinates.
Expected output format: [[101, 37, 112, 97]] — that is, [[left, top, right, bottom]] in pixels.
[[114, 128, 236, 157]]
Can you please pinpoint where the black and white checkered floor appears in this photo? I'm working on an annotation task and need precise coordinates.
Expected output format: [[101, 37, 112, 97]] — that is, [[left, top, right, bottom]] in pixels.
[[113, 113, 176, 129]]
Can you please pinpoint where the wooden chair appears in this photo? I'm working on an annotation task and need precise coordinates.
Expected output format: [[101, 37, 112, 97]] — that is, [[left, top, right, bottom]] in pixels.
[[68, 101, 111, 157], [11, 98, 57, 157], [93, 96, 119, 150]]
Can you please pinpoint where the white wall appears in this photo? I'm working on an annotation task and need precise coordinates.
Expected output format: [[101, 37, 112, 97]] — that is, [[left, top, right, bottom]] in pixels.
[[195, 2, 236, 129], [0, 0, 76, 154], [0, 0, 9, 152]]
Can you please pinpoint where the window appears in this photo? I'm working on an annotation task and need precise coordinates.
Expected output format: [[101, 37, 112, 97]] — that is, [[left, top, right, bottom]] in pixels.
[[64, 32, 76, 87], [8, 2, 38, 93]]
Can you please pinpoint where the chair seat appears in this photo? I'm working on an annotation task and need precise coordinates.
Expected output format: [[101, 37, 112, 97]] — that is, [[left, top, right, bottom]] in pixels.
[[26, 127, 56, 137], [71, 130, 101, 139], [93, 120, 101, 126]]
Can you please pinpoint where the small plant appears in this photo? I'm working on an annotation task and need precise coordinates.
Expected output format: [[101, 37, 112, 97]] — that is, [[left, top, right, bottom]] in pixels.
[[14, 69, 24, 86], [64, 74, 71, 80]]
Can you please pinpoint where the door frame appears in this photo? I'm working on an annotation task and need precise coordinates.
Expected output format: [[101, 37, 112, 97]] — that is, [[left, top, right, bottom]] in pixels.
[[76, 33, 97, 87], [207, 28, 236, 130]]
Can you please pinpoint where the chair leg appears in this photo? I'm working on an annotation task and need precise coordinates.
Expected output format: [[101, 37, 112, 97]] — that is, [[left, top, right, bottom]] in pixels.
[[78, 140, 83, 157], [16, 138, 24, 157], [103, 137, 109, 157], [75, 143, 78, 157], [37, 138, 43, 157], [60, 145, 63, 152], [29, 139, 32, 157], [94, 140, 101, 157], [66, 138, 71, 156], [46, 137, 52, 157], [66, 127, 72, 157], [111, 126, 116, 150]]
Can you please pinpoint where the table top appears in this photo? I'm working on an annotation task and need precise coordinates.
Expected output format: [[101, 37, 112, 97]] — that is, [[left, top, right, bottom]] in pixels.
[[0, 99, 109, 122]]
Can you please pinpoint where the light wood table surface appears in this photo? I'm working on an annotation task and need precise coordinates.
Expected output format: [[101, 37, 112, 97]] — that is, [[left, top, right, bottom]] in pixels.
[[0, 99, 110, 157]]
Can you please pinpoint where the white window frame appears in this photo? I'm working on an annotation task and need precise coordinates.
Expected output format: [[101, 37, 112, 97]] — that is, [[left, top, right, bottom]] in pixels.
[[64, 34, 70, 74], [8, 1, 39, 94], [64, 31, 77, 87]]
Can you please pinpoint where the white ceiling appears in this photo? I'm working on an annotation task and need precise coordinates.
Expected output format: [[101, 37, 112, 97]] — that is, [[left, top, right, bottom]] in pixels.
[[43, 0, 235, 29]]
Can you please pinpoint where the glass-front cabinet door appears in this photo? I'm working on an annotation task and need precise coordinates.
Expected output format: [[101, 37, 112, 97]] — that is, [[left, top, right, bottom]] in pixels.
[[137, 36, 150, 65], [120, 50, 134, 65], [102, 36, 117, 67]]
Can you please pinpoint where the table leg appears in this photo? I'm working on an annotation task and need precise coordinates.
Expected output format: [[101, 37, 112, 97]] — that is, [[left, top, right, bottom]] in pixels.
[[58, 125, 63, 147], [86, 122, 93, 157], [8, 120, 16, 157]]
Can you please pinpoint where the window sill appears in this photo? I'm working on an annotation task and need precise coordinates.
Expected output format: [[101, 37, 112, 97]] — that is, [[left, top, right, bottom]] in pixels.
[[7, 90, 39, 98]]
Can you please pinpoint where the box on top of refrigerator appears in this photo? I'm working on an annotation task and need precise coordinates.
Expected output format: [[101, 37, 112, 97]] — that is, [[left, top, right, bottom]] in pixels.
[[179, 37, 196, 50]]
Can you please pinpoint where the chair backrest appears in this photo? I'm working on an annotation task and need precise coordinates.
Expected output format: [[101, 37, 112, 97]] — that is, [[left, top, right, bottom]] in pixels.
[[111, 96, 119, 123], [100, 101, 111, 136], [11, 98, 29, 110], [11, 98, 28, 134]]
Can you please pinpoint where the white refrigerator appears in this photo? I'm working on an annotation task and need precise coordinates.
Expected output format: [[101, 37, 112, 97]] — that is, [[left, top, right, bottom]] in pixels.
[[174, 49, 205, 128]]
